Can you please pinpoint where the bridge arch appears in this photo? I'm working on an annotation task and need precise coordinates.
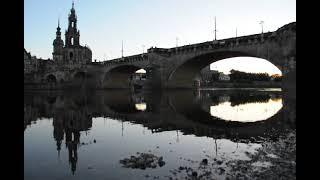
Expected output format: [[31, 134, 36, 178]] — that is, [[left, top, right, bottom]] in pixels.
[[103, 65, 145, 89], [73, 71, 87, 80], [69, 71, 95, 89], [167, 50, 283, 88], [46, 74, 57, 83]]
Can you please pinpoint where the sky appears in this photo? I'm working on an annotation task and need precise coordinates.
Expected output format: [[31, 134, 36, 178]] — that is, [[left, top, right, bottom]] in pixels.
[[24, 0, 295, 75]]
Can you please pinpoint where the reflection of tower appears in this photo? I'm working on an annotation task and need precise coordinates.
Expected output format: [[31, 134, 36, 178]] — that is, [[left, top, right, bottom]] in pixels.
[[121, 120, 124, 137], [65, 128, 80, 175], [214, 139, 218, 156], [193, 89, 201, 100], [53, 117, 64, 158], [176, 130, 180, 143], [51, 94, 93, 175]]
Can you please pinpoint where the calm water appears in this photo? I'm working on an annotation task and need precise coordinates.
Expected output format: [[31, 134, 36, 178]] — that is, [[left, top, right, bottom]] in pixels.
[[24, 89, 295, 180]]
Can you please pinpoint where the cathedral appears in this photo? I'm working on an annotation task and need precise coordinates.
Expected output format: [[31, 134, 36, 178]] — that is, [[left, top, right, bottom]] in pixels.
[[52, 2, 92, 65]]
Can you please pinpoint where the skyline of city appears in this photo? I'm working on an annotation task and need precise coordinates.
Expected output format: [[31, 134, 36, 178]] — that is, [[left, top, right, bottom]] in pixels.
[[25, 0, 295, 75]]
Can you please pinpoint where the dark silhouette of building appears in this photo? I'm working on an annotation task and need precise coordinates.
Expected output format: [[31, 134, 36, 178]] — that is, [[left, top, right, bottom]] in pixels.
[[52, 2, 92, 65]]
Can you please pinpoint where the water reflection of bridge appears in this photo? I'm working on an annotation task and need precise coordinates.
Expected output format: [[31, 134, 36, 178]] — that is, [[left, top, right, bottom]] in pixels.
[[25, 89, 291, 140]]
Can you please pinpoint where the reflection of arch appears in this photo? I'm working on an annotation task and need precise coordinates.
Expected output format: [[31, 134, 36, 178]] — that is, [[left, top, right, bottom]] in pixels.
[[46, 74, 57, 83], [102, 90, 146, 114], [168, 89, 284, 126], [209, 98, 283, 122], [103, 65, 144, 88], [168, 51, 282, 88]]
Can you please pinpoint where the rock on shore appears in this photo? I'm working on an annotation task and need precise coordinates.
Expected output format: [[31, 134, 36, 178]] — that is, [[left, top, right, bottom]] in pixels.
[[119, 153, 165, 170]]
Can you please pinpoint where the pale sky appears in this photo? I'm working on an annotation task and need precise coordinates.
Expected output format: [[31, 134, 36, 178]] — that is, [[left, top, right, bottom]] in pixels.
[[24, 0, 295, 75], [210, 57, 282, 75]]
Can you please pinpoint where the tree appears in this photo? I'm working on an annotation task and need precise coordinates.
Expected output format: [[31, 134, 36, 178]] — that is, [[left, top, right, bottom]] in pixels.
[[271, 74, 282, 82], [229, 69, 272, 82]]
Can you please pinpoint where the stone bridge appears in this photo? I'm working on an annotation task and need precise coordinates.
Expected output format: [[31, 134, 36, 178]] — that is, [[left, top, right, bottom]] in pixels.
[[33, 22, 295, 95]]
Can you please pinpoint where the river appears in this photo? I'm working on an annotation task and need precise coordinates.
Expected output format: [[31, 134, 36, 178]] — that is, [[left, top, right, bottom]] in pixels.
[[24, 88, 296, 179]]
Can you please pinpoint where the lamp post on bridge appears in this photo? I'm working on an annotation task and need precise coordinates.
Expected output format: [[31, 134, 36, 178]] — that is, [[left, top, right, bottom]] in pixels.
[[214, 16, 217, 41], [121, 40, 124, 58], [235, 28, 240, 45], [142, 45, 145, 54], [259, 21, 264, 34], [236, 28, 237, 38], [259, 21, 265, 41], [212, 16, 219, 44], [176, 37, 179, 48]]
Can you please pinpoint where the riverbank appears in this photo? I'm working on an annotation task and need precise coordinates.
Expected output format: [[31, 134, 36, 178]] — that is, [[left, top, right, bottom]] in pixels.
[[161, 130, 296, 180], [24, 81, 281, 90], [201, 81, 282, 88]]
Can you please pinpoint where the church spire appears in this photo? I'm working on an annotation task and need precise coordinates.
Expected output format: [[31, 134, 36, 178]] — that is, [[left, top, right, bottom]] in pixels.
[[72, 0, 75, 10], [66, 0, 79, 47], [56, 18, 61, 33]]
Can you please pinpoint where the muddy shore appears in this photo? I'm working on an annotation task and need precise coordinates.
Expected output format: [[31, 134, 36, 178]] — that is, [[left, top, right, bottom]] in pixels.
[[123, 130, 296, 179]]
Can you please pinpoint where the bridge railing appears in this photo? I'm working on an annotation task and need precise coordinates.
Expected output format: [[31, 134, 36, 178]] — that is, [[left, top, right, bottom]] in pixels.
[[100, 53, 148, 66], [146, 32, 276, 56], [97, 22, 295, 64]]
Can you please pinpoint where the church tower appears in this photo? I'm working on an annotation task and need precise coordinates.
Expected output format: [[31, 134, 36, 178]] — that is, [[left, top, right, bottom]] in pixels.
[[65, 2, 80, 47], [52, 19, 64, 63], [52, 1, 92, 65]]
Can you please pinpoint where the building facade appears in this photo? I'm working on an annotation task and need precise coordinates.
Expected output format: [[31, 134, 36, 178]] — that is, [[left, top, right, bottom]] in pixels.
[[218, 73, 230, 81], [52, 2, 92, 65], [24, 49, 40, 74]]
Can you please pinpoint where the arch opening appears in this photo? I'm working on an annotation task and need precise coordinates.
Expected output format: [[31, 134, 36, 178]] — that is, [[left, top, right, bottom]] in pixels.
[[71, 38, 74, 46], [46, 74, 57, 83], [210, 57, 282, 76], [135, 69, 146, 73], [168, 51, 282, 88], [103, 65, 145, 89], [133, 69, 147, 80]]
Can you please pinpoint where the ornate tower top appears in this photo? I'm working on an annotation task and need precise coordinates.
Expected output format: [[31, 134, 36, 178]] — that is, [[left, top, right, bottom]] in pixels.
[[65, 1, 80, 47], [70, 1, 76, 18], [53, 18, 64, 62], [55, 18, 62, 40]]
